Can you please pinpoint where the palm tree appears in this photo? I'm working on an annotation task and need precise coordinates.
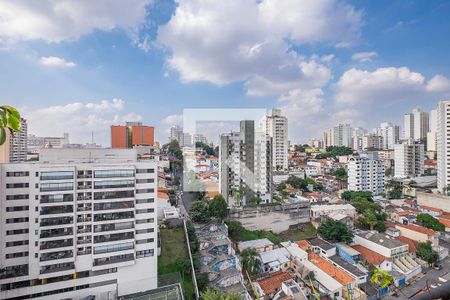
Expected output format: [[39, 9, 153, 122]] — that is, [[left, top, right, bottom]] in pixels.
[[240, 248, 261, 276], [0, 105, 21, 145]]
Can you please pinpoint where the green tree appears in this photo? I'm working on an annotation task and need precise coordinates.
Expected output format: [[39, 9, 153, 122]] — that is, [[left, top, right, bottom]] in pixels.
[[363, 209, 378, 231], [317, 219, 354, 243], [240, 248, 261, 276], [232, 186, 245, 206], [195, 142, 215, 156], [371, 269, 393, 288], [416, 214, 445, 231], [209, 195, 228, 220], [333, 168, 348, 181], [341, 191, 352, 201], [189, 200, 210, 223], [417, 241, 439, 266], [196, 272, 209, 292], [176, 257, 191, 278], [0, 105, 21, 145], [200, 288, 241, 300]]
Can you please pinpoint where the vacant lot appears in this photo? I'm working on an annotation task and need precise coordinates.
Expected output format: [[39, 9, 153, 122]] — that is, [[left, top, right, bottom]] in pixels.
[[158, 227, 195, 299]]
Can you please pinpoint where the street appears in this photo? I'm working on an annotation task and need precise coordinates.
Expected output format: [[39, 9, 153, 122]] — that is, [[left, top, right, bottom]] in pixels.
[[389, 257, 450, 299]]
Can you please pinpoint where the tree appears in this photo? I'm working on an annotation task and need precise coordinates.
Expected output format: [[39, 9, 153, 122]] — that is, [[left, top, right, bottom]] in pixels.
[[371, 269, 393, 288], [240, 248, 261, 276], [232, 186, 245, 206], [0, 105, 21, 145], [417, 241, 439, 266], [333, 168, 348, 181], [176, 257, 191, 278], [417, 214, 445, 231], [341, 191, 352, 201], [196, 272, 209, 292], [317, 219, 354, 243], [200, 288, 241, 300], [189, 200, 210, 223], [196, 142, 215, 156], [363, 209, 378, 231], [209, 195, 228, 220]]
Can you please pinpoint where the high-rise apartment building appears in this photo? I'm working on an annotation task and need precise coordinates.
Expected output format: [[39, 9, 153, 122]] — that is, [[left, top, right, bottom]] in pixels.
[[169, 125, 192, 147], [219, 120, 272, 206], [348, 155, 384, 195], [329, 124, 352, 148], [379, 122, 400, 150], [0, 149, 157, 300], [437, 100, 450, 192], [28, 133, 69, 152], [427, 109, 437, 155], [111, 122, 154, 149], [362, 134, 383, 150], [192, 133, 207, 145], [0, 118, 28, 163], [404, 108, 429, 141], [265, 109, 288, 171], [394, 139, 424, 178]]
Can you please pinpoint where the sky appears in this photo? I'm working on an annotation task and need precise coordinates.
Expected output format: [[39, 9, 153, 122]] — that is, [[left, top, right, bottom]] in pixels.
[[0, 0, 449, 146]]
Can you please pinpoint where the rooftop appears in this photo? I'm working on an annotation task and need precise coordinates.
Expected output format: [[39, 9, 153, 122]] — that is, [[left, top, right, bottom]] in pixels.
[[296, 240, 311, 251], [351, 245, 387, 266], [260, 248, 290, 265], [238, 238, 274, 251], [257, 271, 292, 295], [328, 255, 366, 277], [310, 204, 356, 212], [395, 223, 436, 236], [438, 217, 450, 228], [336, 243, 361, 257], [419, 205, 443, 213], [355, 231, 406, 249], [395, 236, 418, 253], [309, 238, 335, 251], [308, 253, 354, 286]]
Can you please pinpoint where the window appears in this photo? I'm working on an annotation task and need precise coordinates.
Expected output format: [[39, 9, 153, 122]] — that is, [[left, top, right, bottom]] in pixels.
[[136, 238, 154, 244], [136, 188, 154, 194], [136, 249, 154, 258], [6, 240, 29, 247], [6, 229, 29, 235], [6, 194, 29, 200], [136, 228, 154, 234], [40, 171, 73, 180], [6, 206, 29, 212], [136, 208, 154, 214], [40, 182, 73, 192], [136, 178, 154, 184], [136, 198, 154, 204], [40, 194, 73, 203], [6, 217, 29, 224], [94, 169, 135, 178], [6, 183, 29, 189], [136, 218, 154, 224], [94, 242, 134, 254], [94, 180, 134, 189], [93, 253, 134, 266], [136, 169, 154, 174], [94, 190, 134, 200], [6, 171, 29, 177], [6, 252, 29, 259]]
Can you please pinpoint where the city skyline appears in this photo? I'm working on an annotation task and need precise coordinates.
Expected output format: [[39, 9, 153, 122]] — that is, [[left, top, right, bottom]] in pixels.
[[0, 1, 449, 145]]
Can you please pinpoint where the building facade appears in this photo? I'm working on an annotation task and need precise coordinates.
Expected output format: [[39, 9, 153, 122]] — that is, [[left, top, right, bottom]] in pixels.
[[111, 122, 155, 149], [0, 118, 28, 163], [0, 149, 157, 300], [394, 139, 424, 178], [437, 100, 450, 193], [348, 156, 384, 195], [328, 124, 352, 148], [265, 109, 288, 171], [404, 108, 429, 141], [378, 122, 400, 150], [219, 120, 272, 206]]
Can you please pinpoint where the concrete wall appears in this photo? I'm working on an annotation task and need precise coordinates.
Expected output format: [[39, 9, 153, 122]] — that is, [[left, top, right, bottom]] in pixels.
[[228, 204, 310, 233]]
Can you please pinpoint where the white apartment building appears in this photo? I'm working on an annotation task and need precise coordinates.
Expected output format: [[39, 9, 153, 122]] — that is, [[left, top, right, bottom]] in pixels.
[[27, 133, 69, 152], [347, 156, 384, 195], [352, 127, 367, 150], [404, 108, 429, 141], [308, 138, 323, 149], [219, 120, 272, 206], [329, 124, 352, 148], [437, 100, 450, 193], [362, 134, 383, 150], [192, 133, 207, 145], [427, 109, 437, 154], [0, 118, 28, 163], [0, 149, 157, 300], [378, 122, 400, 150], [265, 109, 288, 171], [394, 139, 424, 178]]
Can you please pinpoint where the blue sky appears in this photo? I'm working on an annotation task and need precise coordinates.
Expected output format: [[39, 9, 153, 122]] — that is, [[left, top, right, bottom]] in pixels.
[[0, 0, 449, 146]]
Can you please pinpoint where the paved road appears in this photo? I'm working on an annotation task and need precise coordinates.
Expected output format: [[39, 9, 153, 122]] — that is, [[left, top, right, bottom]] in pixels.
[[390, 257, 450, 299]]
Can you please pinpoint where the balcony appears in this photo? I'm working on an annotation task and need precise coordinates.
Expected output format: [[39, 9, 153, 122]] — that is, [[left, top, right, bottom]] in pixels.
[[94, 232, 134, 243], [40, 217, 73, 227], [40, 239, 73, 250], [0, 265, 28, 279], [94, 221, 133, 233], [40, 250, 73, 262], [40, 228, 73, 238], [93, 253, 134, 266], [40, 194, 73, 204], [77, 216, 92, 223], [40, 262, 74, 274], [41, 205, 73, 215], [94, 201, 134, 211], [77, 238, 92, 245], [94, 211, 134, 222]]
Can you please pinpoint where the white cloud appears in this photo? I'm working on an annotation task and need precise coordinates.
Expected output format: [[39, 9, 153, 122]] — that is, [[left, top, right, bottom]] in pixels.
[[23, 99, 142, 146], [158, 0, 362, 96], [163, 114, 183, 126], [335, 66, 450, 104], [351, 51, 377, 62], [39, 56, 76, 68], [426, 75, 450, 93], [0, 0, 152, 43]]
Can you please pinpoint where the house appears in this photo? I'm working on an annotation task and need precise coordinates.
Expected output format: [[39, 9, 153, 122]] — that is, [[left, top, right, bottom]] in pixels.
[[353, 231, 409, 259], [351, 245, 392, 271], [419, 205, 443, 217], [238, 239, 274, 253], [157, 191, 172, 219], [394, 223, 439, 247], [308, 238, 336, 258], [254, 271, 293, 300], [395, 236, 419, 256], [308, 253, 356, 291], [300, 260, 343, 299], [280, 241, 308, 264], [273, 279, 307, 300], [259, 248, 291, 273], [328, 255, 368, 285], [335, 243, 363, 264]]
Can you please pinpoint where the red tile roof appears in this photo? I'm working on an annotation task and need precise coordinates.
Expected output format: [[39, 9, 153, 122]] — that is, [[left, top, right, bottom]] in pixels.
[[308, 253, 354, 285], [395, 223, 436, 236], [157, 191, 169, 200], [395, 236, 418, 253], [438, 217, 450, 228], [296, 240, 311, 251], [257, 271, 292, 295], [419, 205, 443, 213], [351, 245, 387, 266]]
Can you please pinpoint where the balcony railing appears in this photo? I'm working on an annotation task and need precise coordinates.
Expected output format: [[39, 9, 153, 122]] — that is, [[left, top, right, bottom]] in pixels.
[[40, 228, 73, 238], [93, 254, 134, 266], [40, 217, 73, 227], [40, 250, 73, 262], [40, 239, 73, 250], [94, 232, 134, 244], [40, 262, 74, 274]]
